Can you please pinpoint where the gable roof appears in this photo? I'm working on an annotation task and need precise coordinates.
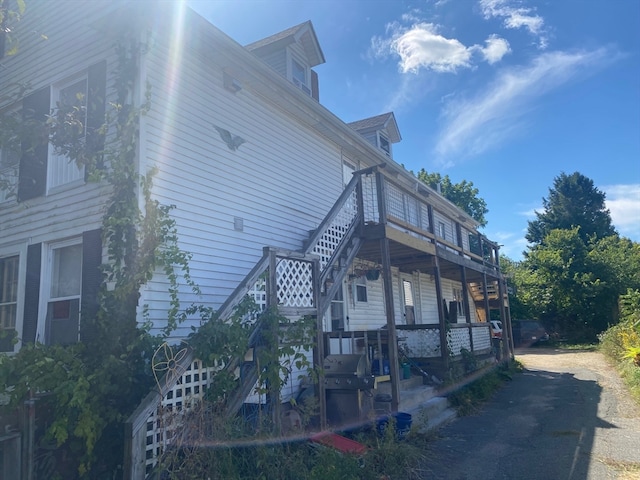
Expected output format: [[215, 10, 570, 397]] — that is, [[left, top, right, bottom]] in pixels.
[[347, 112, 401, 143], [245, 20, 326, 68]]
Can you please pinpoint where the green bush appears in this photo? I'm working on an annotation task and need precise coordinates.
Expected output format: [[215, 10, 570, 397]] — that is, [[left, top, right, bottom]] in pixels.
[[599, 289, 640, 404]]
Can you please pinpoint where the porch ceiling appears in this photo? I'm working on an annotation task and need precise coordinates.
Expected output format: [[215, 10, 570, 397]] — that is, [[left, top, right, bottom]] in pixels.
[[357, 225, 499, 284]]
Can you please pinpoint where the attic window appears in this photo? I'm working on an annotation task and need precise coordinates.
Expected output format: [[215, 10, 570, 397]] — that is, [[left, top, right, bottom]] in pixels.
[[378, 133, 391, 157], [291, 59, 311, 96]]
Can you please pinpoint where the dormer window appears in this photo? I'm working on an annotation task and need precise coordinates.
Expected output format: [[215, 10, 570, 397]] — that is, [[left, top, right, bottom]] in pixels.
[[378, 133, 391, 157], [291, 58, 311, 96]]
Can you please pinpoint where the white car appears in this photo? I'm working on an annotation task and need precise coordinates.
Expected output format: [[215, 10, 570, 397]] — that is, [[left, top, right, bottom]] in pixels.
[[490, 320, 503, 339]]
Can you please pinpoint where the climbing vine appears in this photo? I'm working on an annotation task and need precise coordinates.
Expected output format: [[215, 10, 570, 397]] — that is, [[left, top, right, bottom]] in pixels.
[[0, 37, 197, 478]]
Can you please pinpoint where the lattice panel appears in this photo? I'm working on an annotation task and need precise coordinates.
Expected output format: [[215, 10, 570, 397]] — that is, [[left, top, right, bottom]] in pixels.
[[361, 175, 379, 224], [311, 188, 358, 268], [447, 328, 471, 356], [145, 359, 218, 475], [276, 258, 314, 307], [472, 325, 492, 351], [248, 277, 267, 312], [399, 328, 441, 358]]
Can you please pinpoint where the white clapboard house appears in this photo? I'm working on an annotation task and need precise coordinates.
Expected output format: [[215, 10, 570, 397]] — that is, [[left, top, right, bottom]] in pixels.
[[0, 1, 512, 477]]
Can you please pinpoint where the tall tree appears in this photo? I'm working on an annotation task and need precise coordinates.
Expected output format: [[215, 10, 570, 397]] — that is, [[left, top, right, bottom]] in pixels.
[[417, 169, 488, 227], [526, 172, 616, 245]]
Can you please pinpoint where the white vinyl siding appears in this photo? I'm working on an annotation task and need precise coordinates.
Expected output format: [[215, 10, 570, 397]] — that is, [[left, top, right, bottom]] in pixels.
[[140, 28, 344, 336], [256, 49, 287, 77], [417, 272, 438, 323], [0, 1, 113, 256], [346, 274, 386, 331]]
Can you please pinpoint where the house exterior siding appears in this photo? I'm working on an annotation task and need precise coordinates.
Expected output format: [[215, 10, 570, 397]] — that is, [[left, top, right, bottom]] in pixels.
[[138, 24, 347, 336]]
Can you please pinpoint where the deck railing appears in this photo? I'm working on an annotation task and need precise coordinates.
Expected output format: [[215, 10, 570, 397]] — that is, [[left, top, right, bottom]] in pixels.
[[358, 166, 500, 271], [323, 323, 492, 361]]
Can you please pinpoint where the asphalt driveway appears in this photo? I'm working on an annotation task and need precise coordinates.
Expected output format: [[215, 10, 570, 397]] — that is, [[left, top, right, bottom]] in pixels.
[[421, 348, 640, 480]]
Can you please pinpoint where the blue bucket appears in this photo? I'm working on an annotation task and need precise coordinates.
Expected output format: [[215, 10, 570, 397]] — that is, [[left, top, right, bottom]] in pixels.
[[376, 412, 412, 438]]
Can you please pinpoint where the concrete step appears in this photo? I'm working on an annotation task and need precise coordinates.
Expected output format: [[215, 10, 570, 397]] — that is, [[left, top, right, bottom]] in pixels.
[[407, 396, 458, 433], [398, 384, 437, 412]]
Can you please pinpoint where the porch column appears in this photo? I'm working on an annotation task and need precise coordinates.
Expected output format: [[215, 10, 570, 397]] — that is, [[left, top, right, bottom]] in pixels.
[[375, 171, 401, 411], [460, 266, 473, 353], [434, 255, 449, 369], [460, 266, 471, 324], [267, 250, 281, 431], [380, 238, 401, 411], [481, 273, 491, 325], [497, 277, 514, 362], [312, 258, 327, 428]]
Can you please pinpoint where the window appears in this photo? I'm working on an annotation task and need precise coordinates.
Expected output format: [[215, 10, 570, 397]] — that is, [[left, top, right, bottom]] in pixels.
[[291, 59, 311, 95], [378, 133, 391, 157], [402, 279, 415, 325], [0, 255, 19, 351], [42, 239, 82, 345], [355, 276, 367, 302], [48, 75, 88, 190], [438, 222, 447, 240]]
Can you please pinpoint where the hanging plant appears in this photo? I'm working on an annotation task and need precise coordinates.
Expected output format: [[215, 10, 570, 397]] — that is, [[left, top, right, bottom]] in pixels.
[[366, 269, 380, 281]]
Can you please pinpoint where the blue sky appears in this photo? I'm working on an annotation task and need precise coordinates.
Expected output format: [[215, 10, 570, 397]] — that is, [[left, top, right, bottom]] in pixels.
[[189, 0, 640, 260]]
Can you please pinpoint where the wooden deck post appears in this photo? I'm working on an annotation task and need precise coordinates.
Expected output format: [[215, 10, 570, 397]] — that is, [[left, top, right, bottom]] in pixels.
[[434, 255, 449, 369], [459, 266, 474, 353], [267, 249, 281, 432], [481, 273, 491, 326], [497, 278, 513, 362], [376, 171, 401, 411], [312, 258, 327, 429], [380, 237, 401, 411]]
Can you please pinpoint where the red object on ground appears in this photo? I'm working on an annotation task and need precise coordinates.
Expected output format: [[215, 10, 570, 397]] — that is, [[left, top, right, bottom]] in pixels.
[[310, 431, 368, 455]]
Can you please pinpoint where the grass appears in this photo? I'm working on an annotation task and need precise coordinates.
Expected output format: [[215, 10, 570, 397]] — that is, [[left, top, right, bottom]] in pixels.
[[155, 360, 524, 479], [158, 424, 435, 480], [446, 360, 523, 416]]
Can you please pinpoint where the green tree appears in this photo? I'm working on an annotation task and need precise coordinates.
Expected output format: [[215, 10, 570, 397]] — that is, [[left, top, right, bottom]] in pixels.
[[499, 255, 534, 320], [0, 0, 26, 56], [524, 228, 605, 340], [416, 169, 488, 227], [526, 172, 616, 245]]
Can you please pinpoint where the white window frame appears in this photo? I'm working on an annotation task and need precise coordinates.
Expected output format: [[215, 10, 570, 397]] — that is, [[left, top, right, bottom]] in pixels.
[[287, 52, 311, 96], [0, 244, 26, 353], [438, 221, 447, 240], [401, 277, 416, 325], [37, 237, 83, 344], [377, 132, 391, 157], [355, 275, 368, 303], [48, 73, 88, 193]]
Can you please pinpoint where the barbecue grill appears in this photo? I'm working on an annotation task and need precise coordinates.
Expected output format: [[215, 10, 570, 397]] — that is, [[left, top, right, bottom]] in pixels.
[[323, 354, 374, 426]]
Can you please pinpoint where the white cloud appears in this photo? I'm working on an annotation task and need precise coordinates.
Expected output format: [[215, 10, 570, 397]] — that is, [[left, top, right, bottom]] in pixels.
[[434, 48, 611, 163], [373, 22, 472, 73], [602, 184, 640, 241], [479, 0, 548, 49], [371, 22, 510, 74], [479, 34, 511, 64]]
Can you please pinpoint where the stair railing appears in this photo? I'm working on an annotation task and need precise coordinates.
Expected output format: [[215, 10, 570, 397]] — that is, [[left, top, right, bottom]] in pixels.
[[125, 173, 366, 479]]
